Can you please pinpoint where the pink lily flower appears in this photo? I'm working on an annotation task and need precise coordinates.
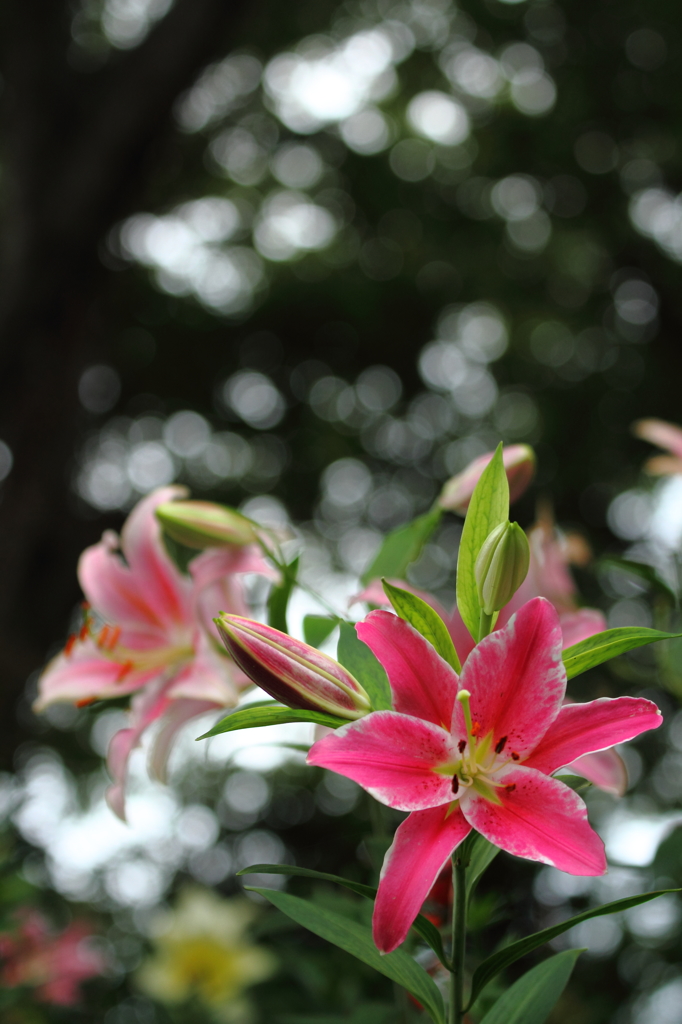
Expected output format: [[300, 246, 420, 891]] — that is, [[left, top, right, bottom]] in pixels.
[[352, 579, 622, 795], [633, 418, 682, 475], [438, 444, 535, 514], [35, 487, 274, 819], [0, 909, 106, 1005], [308, 598, 661, 952]]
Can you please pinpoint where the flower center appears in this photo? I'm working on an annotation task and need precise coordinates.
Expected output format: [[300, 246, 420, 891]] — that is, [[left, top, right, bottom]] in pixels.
[[438, 690, 520, 805]]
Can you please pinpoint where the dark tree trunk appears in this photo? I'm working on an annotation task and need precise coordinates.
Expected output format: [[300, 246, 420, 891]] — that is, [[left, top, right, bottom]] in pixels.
[[0, 0, 252, 765]]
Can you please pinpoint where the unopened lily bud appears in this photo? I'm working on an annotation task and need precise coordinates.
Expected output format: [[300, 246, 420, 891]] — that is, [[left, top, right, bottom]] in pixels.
[[439, 444, 535, 515], [156, 500, 257, 549], [215, 614, 372, 719], [475, 521, 530, 615]]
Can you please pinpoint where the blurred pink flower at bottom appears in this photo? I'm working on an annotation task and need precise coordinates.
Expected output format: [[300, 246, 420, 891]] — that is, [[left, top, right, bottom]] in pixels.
[[0, 910, 106, 1005]]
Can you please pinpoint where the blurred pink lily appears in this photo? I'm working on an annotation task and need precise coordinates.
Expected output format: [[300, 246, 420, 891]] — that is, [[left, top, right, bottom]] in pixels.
[[633, 418, 682, 475], [438, 444, 535, 514], [36, 487, 275, 819], [309, 598, 662, 952], [0, 909, 106, 1005]]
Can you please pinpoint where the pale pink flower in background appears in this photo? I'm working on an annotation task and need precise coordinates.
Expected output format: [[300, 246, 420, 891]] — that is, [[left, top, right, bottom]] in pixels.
[[309, 598, 662, 952], [0, 909, 106, 1005], [36, 487, 275, 819], [438, 444, 535, 514], [633, 418, 682, 476]]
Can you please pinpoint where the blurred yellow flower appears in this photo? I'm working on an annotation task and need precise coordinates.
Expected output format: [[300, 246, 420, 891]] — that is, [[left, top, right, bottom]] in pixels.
[[136, 887, 276, 1021]]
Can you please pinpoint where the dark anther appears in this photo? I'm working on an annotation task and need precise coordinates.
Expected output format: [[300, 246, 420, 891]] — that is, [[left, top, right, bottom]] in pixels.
[[511, 752, 520, 761], [458, 739, 466, 753], [505, 783, 516, 793], [494, 735, 508, 754], [451, 775, 459, 794]]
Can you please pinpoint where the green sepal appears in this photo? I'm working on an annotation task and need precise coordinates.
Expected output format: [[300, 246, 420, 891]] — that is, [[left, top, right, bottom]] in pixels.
[[303, 614, 339, 648], [246, 887, 446, 1024], [337, 622, 392, 710], [361, 507, 442, 585], [382, 579, 461, 672], [197, 705, 348, 740], [238, 863, 449, 969], [476, 948, 583, 1024], [467, 887, 679, 1009], [456, 444, 509, 641], [562, 626, 682, 679], [160, 531, 197, 575]]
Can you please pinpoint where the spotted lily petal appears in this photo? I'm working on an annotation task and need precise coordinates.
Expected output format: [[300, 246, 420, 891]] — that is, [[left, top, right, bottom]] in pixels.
[[461, 765, 606, 875], [307, 711, 457, 811], [454, 597, 565, 758], [356, 610, 458, 728], [524, 696, 662, 776]]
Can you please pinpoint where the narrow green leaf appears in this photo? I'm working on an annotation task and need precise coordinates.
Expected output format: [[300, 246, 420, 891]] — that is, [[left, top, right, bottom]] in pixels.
[[338, 622, 392, 710], [468, 888, 679, 1008], [247, 887, 445, 1024], [599, 557, 677, 604], [197, 705, 348, 740], [238, 863, 449, 969], [268, 556, 299, 634], [382, 580, 461, 672], [465, 834, 500, 904], [562, 627, 682, 680], [361, 508, 442, 585], [303, 615, 339, 648], [477, 949, 583, 1024], [456, 444, 509, 641]]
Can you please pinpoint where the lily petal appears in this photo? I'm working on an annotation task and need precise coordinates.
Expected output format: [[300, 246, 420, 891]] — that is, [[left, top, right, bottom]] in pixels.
[[356, 611, 458, 728], [79, 487, 192, 635], [373, 804, 471, 953], [524, 696, 662, 776], [634, 418, 682, 459], [34, 640, 159, 710], [106, 679, 173, 821], [307, 712, 457, 811], [461, 765, 606, 875], [148, 698, 221, 784], [119, 486, 192, 628], [567, 749, 629, 797], [557, 609, 607, 648], [455, 597, 565, 757]]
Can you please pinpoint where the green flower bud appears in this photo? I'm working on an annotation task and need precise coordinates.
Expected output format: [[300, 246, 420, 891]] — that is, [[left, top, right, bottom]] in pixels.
[[475, 521, 530, 615], [155, 500, 258, 549]]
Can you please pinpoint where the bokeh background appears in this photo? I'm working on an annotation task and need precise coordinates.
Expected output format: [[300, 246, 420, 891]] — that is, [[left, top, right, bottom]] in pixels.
[[2, 0, 682, 1021]]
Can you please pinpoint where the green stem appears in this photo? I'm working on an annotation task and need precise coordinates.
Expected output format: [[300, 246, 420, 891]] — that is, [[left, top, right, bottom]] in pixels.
[[478, 609, 494, 640], [256, 535, 344, 621], [449, 851, 467, 1024]]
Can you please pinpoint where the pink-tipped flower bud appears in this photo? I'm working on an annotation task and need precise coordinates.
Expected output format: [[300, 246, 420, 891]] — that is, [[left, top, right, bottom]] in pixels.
[[439, 444, 536, 515], [215, 614, 372, 719], [156, 500, 258, 549], [475, 521, 530, 615]]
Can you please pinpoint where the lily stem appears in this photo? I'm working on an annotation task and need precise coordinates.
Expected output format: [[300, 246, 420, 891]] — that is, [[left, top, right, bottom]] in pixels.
[[478, 609, 494, 641], [449, 851, 467, 1024]]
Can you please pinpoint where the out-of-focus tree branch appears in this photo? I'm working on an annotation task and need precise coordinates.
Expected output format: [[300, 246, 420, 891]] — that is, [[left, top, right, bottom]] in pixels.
[[0, 0, 254, 764]]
